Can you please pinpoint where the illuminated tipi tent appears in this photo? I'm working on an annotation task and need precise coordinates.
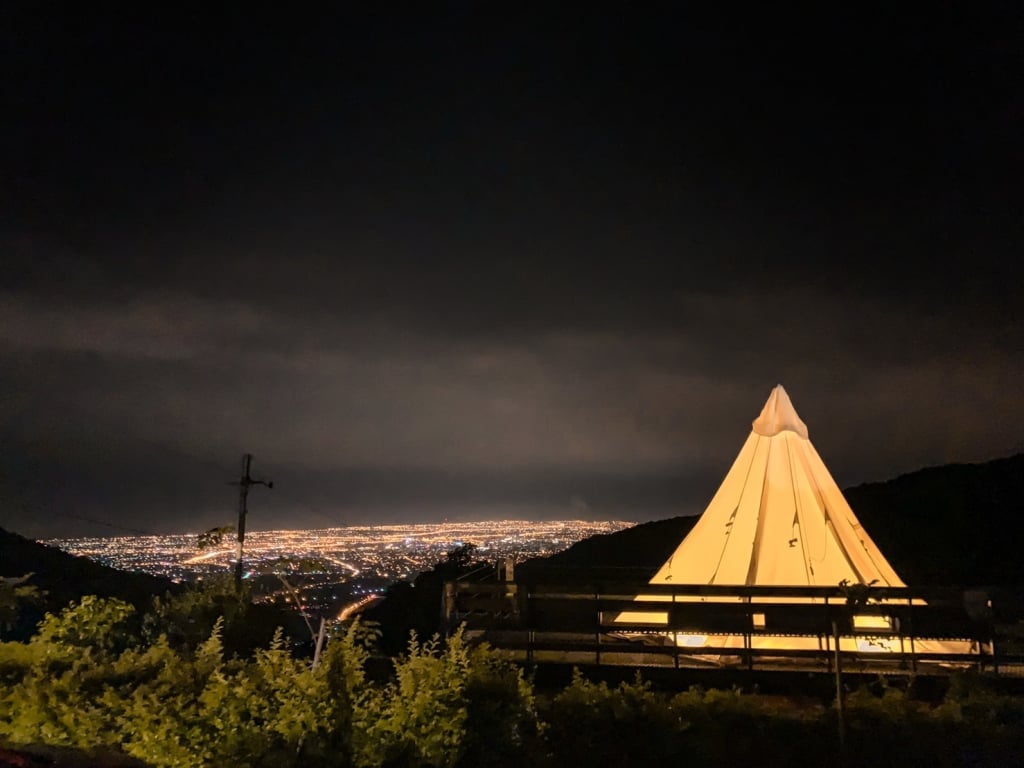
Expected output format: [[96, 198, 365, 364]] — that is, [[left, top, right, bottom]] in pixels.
[[652, 384, 901, 590], [618, 384, 973, 655]]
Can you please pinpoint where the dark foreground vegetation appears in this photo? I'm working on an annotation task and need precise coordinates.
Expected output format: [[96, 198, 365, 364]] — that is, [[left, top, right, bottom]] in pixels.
[[2, 585, 1024, 768]]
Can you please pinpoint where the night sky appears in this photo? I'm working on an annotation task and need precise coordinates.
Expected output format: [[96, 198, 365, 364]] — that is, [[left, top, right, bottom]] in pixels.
[[3, 5, 1022, 538]]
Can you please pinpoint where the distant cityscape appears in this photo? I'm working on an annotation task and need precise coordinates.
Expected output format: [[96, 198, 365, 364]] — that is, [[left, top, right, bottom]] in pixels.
[[45, 520, 634, 618]]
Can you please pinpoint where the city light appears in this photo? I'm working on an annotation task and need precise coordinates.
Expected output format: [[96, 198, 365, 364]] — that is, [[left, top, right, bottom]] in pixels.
[[44, 520, 635, 616]]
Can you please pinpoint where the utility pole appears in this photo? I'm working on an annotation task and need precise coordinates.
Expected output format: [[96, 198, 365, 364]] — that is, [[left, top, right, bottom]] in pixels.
[[232, 453, 273, 589]]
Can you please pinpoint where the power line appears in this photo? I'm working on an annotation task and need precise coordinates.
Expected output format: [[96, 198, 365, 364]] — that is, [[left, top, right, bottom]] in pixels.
[[45, 511, 158, 537], [0, 493, 160, 538]]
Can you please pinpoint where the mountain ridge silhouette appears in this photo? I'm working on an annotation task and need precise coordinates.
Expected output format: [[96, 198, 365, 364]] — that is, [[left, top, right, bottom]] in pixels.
[[519, 453, 1024, 589]]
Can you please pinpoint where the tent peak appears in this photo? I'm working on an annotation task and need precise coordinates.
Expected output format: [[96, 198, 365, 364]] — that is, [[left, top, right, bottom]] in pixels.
[[752, 384, 809, 439]]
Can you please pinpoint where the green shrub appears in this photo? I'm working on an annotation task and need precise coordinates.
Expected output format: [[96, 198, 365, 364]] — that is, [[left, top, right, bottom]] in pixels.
[[0, 600, 371, 767], [3, 595, 1024, 768], [545, 671, 680, 768], [353, 628, 539, 768]]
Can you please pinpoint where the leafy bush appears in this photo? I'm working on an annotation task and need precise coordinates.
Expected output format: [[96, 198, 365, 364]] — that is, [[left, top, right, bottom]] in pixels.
[[837, 675, 1024, 768], [0, 597, 540, 768], [0, 599, 366, 767], [354, 629, 539, 768], [458, 641, 541, 768], [545, 671, 679, 768], [3, 594, 1024, 768]]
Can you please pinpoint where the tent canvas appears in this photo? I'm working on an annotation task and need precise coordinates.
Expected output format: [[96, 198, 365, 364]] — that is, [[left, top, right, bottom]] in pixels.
[[655, 384, 901, 590], [616, 385, 976, 655]]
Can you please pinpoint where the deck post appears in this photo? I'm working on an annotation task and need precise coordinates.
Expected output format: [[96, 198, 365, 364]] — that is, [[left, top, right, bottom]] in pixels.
[[906, 596, 917, 675], [673, 591, 680, 670], [897, 616, 907, 669], [832, 619, 846, 755], [745, 592, 754, 672], [825, 595, 832, 674]]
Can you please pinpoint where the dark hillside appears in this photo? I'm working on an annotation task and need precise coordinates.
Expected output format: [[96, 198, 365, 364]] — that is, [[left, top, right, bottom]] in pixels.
[[0, 526, 181, 638], [845, 453, 1024, 587], [520, 454, 1024, 590], [516, 515, 697, 582]]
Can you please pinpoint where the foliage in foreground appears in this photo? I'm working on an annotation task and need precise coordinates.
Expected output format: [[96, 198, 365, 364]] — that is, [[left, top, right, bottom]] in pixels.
[[0, 597, 537, 768], [545, 672, 1024, 768], [2, 595, 1024, 767]]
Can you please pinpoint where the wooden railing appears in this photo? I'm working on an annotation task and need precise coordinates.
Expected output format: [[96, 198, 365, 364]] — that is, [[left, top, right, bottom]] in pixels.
[[445, 581, 1024, 676]]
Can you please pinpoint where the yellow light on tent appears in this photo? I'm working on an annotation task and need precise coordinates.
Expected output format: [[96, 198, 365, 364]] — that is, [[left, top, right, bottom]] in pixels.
[[613, 611, 668, 625], [852, 614, 892, 632], [672, 633, 708, 647]]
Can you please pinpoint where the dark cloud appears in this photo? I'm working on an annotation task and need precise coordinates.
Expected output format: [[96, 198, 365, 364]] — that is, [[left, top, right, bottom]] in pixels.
[[3, 287, 1021, 537], [1, 6, 1022, 537]]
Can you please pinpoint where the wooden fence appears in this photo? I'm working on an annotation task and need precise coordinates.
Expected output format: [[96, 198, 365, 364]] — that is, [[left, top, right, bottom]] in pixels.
[[445, 581, 1024, 677]]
